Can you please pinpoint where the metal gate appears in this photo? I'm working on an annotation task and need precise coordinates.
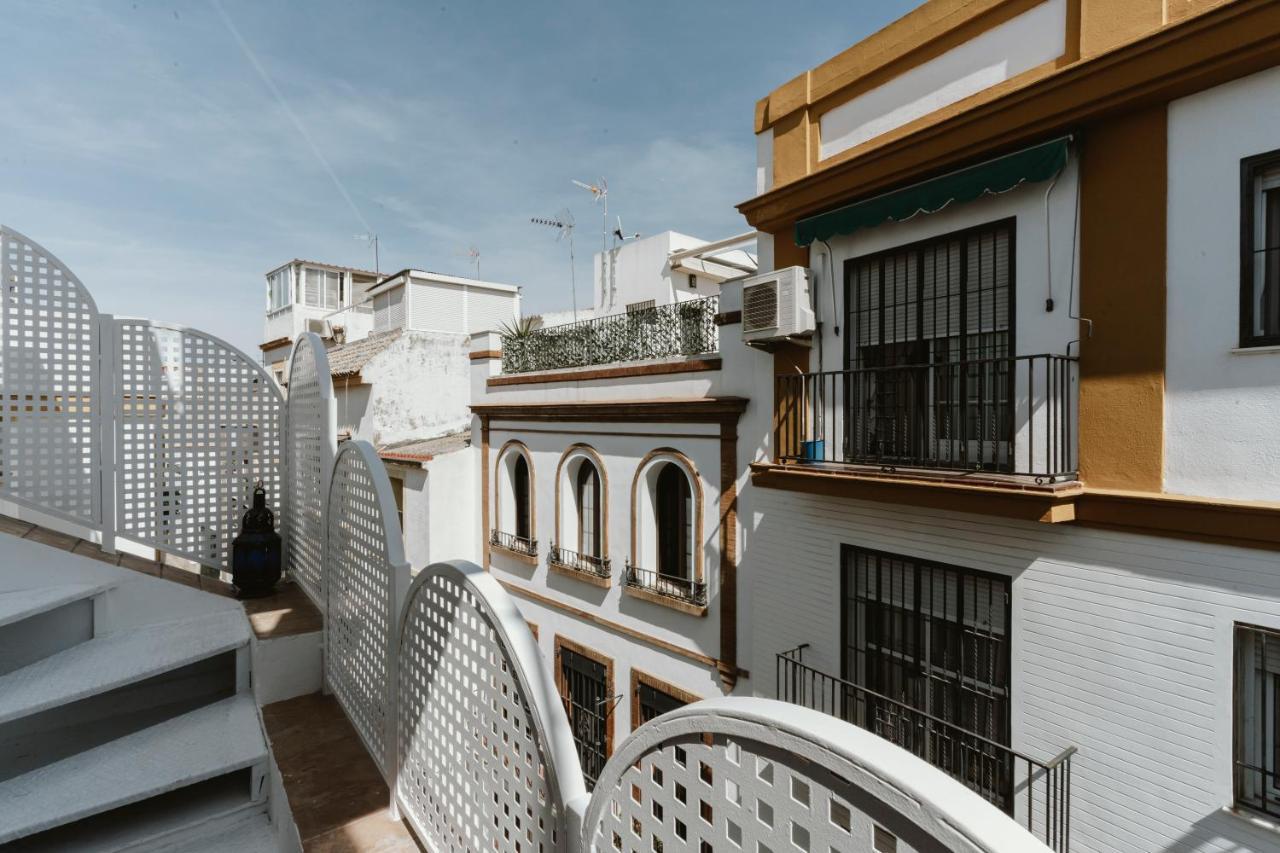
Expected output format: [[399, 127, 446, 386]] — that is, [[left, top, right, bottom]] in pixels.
[[558, 645, 609, 789]]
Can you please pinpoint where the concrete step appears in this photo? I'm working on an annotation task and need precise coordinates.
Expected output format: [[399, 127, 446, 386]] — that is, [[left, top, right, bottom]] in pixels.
[[0, 693, 267, 843], [0, 580, 111, 628], [0, 609, 249, 726]]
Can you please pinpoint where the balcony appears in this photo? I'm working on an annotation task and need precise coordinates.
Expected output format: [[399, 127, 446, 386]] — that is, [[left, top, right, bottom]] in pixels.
[[623, 562, 707, 612], [548, 544, 611, 585], [777, 646, 1074, 853], [776, 353, 1078, 484], [500, 296, 719, 374], [490, 528, 538, 560]]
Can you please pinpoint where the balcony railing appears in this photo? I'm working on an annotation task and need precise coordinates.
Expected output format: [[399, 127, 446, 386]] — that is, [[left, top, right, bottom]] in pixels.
[[501, 296, 719, 374], [624, 562, 706, 607], [490, 529, 538, 557], [777, 646, 1074, 853], [775, 353, 1078, 483], [548, 544, 611, 579]]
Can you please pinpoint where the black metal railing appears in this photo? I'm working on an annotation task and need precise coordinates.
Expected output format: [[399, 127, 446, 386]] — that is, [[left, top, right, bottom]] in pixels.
[[548, 544, 611, 579], [624, 562, 707, 607], [489, 529, 538, 557], [777, 646, 1073, 852], [501, 296, 719, 374], [1234, 623, 1280, 820], [775, 354, 1078, 482]]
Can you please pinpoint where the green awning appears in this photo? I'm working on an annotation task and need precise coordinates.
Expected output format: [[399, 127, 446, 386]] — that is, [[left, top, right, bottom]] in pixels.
[[794, 136, 1071, 246]]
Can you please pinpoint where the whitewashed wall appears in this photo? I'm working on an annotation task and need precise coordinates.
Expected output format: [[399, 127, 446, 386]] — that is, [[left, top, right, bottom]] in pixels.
[[1166, 65, 1280, 502], [487, 418, 729, 727], [737, 484, 1280, 853], [335, 332, 471, 446], [594, 231, 721, 315]]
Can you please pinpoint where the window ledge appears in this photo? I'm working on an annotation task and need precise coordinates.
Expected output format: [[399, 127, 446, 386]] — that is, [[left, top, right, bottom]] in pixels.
[[1232, 344, 1280, 355], [623, 583, 707, 617], [491, 542, 539, 566], [548, 559, 612, 588], [1219, 805, 1280, 838]]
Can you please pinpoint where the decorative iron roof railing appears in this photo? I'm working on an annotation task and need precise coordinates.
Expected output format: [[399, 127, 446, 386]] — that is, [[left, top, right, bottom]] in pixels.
[[501, 296, 719, 374]]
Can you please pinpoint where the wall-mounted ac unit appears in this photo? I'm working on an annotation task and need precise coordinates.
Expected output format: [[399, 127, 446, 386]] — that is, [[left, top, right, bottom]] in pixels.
[[740, 266, 814, 344], [306, 318, 332, 338]]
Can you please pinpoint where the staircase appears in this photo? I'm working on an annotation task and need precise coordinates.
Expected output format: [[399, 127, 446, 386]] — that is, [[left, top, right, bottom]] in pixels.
[[0, 534, 279, 851]]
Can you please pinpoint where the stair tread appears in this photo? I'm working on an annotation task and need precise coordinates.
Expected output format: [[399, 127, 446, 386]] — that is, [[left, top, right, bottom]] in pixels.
[[0, 581, 113, 628], [0, 694, 266, 843], [0, 609, 249, 725], [158, 811, 277, 853]]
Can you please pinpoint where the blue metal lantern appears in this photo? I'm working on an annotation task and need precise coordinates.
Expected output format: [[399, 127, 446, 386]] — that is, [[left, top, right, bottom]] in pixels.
[[231, 482, 282, 598]]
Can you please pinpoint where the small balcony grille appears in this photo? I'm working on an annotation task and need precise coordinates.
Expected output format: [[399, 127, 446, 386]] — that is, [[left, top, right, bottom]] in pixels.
[[490, 529, 537, 557], [624, 562, 706, 607], [548, 544, 611, 579]]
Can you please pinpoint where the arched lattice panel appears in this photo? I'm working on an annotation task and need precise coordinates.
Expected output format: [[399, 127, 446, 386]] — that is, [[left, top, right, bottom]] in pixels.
[[113, 320, 282, 570], [396, 560, 587, 853], [0, 227, 101, 527], [326, 440, 410, 779], [583, 698, 1050, 853], [284, 333, 335, 608]]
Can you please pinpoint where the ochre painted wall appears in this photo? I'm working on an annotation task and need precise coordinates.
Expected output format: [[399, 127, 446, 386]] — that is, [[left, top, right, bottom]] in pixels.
[[1077, 105, 1166, 491]]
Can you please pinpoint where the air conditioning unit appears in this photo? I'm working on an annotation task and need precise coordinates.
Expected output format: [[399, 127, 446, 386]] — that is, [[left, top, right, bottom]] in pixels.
[[740, 266, 815, 344], [306, 318, 332, 338]]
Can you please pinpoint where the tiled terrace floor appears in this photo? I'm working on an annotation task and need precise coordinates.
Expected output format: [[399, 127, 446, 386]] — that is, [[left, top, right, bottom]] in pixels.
[[263, 694, 421, 852], [0, 513, 321, 640]]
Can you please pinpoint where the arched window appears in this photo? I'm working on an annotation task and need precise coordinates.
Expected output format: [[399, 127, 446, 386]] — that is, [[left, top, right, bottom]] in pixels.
[[576, 461, 601, 558], [513, 454, 531, 540], [494, 442, 536, 557], [655, 462, 692, 580]]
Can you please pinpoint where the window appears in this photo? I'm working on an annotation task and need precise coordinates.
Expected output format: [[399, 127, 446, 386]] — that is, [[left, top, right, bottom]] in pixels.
[[626, 299, 656, 314], [632, 670, 696, 730], [493, 443, 536, 557], [655, 462, 692, 581], [301, 267, 344, 310], [388, 473, 405, 536], [557, 638, 613, 790], [576, 461, 601, 558], [842, 545, 1013, 809], [513, 454, 531, 540], [267, 268, 292, 312], [1241, 151, 1280, 347], [1235, 623, 1280, 817], [845, 220, 1013, 468]]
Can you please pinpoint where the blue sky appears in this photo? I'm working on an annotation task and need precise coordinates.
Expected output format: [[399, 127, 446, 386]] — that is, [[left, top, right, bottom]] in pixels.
[[0, 1, 920, 356]]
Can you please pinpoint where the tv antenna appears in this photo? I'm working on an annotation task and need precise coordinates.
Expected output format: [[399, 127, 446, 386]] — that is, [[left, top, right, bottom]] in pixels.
[[531, 208, 578, 321], [612, 215, 639, 245], [455, 245, 481, 277], [354, 233, 379, 273], [572, 177, 609, 259]]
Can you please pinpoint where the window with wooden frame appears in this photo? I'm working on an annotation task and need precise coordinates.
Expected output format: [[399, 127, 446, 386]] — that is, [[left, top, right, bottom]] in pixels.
[[1241, 150, 1280, 347], [655, 462, 693, 581], [1235, 622, 1280, 818], [555, 636, 614, 791], [493, 442, 536, 558], [631, 669, 699, 731], [576, 461, 602, 558]]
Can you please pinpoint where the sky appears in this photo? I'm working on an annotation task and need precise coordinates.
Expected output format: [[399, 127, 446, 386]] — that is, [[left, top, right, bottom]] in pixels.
[[0, 0, 921, 356]]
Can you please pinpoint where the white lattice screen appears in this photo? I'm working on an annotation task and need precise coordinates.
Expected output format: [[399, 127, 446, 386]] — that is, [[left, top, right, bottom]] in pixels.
[[284, 333, 335, 608], [326, 439, 410, 779], [114, 321, 283, 570], [581, 700, 1043, 853], [395, 560, 586, 853], [0, 227, 101, 527]]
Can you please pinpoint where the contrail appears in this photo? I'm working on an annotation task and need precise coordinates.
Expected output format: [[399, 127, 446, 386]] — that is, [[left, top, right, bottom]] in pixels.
[[210, 0, 373, 235]]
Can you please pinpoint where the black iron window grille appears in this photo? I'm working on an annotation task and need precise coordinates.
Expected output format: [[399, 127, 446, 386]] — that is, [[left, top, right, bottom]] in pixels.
[[624, 562, 706, 607], [490, 529, 537, 557], [636, 680, 688, 727], [548, 544, 610, 579], [1241, 150, 1280, 348], [776, 645, 1073, 852], [501, 296, 719, 374], [559, 646, 610, 790], [1235, 622, 1280, 819]]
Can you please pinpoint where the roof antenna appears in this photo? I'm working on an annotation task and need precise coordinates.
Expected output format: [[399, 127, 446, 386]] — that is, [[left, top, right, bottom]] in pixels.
[[531, 208, 578, 321], [354, 233, 379, 273], [454, 245, 481, 278], [612, 215, 639, 246]]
